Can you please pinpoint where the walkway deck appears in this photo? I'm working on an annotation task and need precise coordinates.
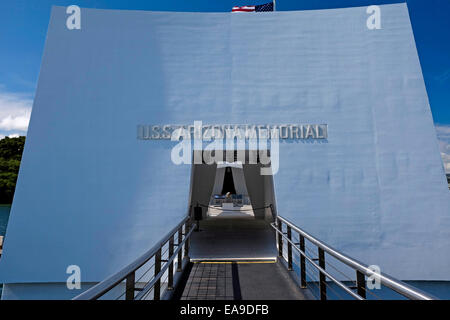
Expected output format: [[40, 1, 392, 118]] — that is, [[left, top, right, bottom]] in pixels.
[[179, 207, 313, 300], [189, 216, 277, 261]]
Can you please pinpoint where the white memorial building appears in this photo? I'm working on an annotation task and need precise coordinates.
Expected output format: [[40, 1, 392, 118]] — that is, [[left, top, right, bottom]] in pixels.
[[0, 3, 449, 299]]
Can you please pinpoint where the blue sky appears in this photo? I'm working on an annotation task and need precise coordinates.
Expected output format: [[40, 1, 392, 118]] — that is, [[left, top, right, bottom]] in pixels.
[[0, 0, 449, 169]]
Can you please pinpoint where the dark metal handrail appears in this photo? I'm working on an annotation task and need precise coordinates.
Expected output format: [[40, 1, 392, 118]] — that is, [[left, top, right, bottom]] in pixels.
[[73, 216, 194, 300], [272, 215, 436, 300]]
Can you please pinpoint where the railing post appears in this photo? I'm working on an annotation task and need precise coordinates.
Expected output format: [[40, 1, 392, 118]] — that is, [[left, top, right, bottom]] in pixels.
[[318, 248, 327, 300], [184, 221, 190, 259], [287, 225, 292, 270], [125, 272, 135, 300], [299, 235, 306, 288], [356, 270, 366, 299], [154, 248, 161, 300], [177, 226, 183, 271], [277, 218, 283, 257], [168, 235, 174, 290]]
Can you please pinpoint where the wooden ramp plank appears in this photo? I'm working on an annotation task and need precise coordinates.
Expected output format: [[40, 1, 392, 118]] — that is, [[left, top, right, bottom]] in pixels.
[[177, 260, 313, 300]]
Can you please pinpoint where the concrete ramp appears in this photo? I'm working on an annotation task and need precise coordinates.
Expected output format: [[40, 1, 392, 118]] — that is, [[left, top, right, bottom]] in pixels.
[[189, 218, 277, 261]]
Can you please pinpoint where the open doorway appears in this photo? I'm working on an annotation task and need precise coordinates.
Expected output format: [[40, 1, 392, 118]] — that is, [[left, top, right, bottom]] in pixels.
[[208, 163, 253, 219], [221, 166, 237, 195], [188, 150, 277, 260]]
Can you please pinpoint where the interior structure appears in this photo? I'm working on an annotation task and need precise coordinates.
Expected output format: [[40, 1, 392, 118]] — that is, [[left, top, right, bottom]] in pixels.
[[188, 150, 278, 260]]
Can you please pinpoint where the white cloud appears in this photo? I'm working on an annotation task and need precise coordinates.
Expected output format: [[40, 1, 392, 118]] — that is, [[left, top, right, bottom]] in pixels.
[[0, 133, 21, 140], [0, 91, 32, 132], [436, 124, 450, 173]]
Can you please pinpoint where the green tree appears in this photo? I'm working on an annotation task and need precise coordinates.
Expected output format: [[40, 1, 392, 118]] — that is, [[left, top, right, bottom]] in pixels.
[[0, 136, 25, 204]]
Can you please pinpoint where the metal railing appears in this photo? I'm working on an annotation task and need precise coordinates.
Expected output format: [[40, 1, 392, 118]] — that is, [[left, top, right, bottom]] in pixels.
[[272, 214, 436, 300], [73, 216, 195, 300]]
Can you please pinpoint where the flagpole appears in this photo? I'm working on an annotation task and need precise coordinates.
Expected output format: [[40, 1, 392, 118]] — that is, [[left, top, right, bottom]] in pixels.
[[273, 0, 276, 11]]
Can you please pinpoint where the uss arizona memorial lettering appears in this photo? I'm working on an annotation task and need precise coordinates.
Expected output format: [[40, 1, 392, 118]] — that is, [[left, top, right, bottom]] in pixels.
[[138, 122, 328, 174], [138, 124, 328, 140]]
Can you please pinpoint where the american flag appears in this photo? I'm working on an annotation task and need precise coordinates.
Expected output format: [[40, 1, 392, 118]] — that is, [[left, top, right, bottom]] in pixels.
[[232, 1, 274, 12]]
